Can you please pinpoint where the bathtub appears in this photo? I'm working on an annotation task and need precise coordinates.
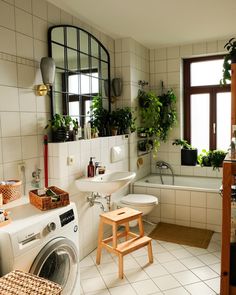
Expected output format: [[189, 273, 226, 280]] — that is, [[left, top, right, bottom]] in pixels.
[[133, 174, 222, 232], [135, 174, 222, 193]]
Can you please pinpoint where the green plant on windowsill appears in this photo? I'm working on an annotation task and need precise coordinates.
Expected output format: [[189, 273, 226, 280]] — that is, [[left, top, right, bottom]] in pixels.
[[172, 139, 198, 166], [198, 149, 227, 170], [221, 37, 236, 85]]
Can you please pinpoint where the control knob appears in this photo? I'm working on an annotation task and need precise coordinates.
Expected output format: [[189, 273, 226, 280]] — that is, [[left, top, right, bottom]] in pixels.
[[47, 222, 56, 232]]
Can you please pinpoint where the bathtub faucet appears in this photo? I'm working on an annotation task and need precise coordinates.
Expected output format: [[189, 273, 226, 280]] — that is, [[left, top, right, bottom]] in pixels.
[[156, 161, 174, 185]]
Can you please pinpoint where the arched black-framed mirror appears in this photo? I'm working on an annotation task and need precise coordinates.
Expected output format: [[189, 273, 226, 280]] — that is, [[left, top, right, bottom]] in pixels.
[[48, 25, 111, 127]]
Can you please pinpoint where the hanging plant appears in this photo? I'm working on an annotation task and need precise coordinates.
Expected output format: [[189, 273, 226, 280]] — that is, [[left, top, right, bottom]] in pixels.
[[220, 37, 236, 85], [138, 89, 177, 158]]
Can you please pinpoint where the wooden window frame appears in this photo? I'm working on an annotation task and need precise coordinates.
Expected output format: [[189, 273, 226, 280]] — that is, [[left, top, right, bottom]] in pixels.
[[183, 55, 231, 150]]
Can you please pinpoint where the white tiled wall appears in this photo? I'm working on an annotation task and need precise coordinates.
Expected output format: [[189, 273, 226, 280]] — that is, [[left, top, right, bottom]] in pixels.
[[48, 135, 129, 258], [0, 0, 115, 193], [133, 185, 222, 232]]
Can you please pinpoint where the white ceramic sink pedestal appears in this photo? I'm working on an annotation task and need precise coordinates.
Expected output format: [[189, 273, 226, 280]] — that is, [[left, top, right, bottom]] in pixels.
[[75, 171, 136, 195]]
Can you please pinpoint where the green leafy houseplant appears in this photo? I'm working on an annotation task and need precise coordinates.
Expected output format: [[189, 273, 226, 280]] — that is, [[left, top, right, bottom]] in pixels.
[[46, 113, 73, 142], [90, 95, 110, 137], [172, 139, 198, 166], [198, 149, 227, 170], [138, 89, 176, 157], [221, 37, 236, 85], [110, 107, 136, 135]]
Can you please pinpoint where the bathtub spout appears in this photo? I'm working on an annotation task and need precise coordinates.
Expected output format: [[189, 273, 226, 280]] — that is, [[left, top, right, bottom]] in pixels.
[[156, 161, 174, 185]]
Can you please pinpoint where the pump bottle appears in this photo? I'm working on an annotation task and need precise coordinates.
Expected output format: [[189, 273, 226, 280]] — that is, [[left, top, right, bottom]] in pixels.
[[87, 157, 95, 177]]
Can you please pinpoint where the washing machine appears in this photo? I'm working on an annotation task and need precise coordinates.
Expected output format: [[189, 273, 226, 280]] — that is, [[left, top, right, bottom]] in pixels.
[[0, 202, 80, 295]]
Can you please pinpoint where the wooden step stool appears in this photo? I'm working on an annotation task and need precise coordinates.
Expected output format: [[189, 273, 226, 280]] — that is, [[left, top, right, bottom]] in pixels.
[[96, 207, 153, 279]]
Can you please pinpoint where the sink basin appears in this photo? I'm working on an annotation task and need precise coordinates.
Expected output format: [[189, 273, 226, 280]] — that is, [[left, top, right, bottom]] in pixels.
[[75, 171, 136, 194]]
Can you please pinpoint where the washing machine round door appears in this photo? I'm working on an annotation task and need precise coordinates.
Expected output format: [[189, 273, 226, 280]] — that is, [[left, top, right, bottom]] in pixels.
[[30, 237, 78, 295]]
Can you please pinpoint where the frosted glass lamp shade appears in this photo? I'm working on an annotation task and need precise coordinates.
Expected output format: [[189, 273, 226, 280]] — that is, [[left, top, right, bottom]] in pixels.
[[40, 57, 55, 85]]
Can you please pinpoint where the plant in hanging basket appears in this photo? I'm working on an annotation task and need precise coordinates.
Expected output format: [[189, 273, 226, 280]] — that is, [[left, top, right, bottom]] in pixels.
[[221, 37, 236, 85]]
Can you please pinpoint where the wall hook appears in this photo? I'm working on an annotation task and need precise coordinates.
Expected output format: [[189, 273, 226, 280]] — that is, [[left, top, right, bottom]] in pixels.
[[138, 80, 149, 89]]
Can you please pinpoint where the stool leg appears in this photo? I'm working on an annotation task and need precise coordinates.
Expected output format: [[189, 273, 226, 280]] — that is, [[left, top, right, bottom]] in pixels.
[[118, 254, 124, 279], [147, 241, 153, 263], [96, 219, 104, 264], [138, 215, 144, 237], [112, 223, 118, 249], [125, 222, 130, 240]]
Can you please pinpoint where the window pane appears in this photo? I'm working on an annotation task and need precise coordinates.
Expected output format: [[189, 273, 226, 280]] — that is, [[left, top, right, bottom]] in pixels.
[[68, 75, 79, 94], [191, 59, 224, 86], [217, 92, 231, 150], [191, 94, 210, 152], [69, 101, 80, 117]]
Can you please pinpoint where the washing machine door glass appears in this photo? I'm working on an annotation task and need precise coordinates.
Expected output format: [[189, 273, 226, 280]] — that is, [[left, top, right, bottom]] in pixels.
[[30, 237, 78, 295]]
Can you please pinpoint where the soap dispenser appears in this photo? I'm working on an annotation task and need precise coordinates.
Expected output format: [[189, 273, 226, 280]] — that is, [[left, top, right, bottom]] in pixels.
[[87, 157, 95, 177]]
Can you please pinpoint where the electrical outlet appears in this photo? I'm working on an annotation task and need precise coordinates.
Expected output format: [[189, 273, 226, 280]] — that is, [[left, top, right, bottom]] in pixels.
[[67, 156, 75, 166], [18, 162, 26, 176]]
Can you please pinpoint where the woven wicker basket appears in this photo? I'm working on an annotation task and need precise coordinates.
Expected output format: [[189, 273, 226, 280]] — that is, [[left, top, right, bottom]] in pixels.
[[0, 180, 22, 204], [29, 186, 70, 211], [0, 269, 62, 295]]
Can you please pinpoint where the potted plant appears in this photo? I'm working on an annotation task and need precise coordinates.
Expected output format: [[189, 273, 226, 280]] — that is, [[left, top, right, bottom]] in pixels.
[[198, 149, 213, 167], [172, 139, 198, 166], [46, 113, 72, 142], [221, 38, 236, 84], [90, 95, 110, 137], [211, 150, 227, 170], [110, 107, 136, 135]]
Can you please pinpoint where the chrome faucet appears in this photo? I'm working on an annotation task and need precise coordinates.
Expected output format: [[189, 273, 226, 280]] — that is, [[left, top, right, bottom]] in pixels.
[[156, 161, 174, 185]]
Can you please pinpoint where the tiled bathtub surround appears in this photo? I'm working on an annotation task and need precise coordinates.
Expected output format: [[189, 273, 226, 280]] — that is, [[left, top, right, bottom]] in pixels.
[[133, 182, 222, 232]]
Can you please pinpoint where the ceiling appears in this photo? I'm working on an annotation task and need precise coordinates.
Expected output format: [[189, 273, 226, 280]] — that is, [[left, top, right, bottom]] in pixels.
[[48, 0, 236, 48]]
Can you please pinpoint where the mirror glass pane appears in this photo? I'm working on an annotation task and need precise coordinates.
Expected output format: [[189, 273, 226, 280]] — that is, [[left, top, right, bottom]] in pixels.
[[101, 61, 108, 80], [91, 38, 99, 58], [52, 44, 65, 69], [67, 27, 77, 49], [91, 58, 99, 76], [68, 74, 79, 94], [67, 49, 78, 71], [80, 53, 89, 71], [51, 27, 64, 44], [80, 31, 89, 54], [54, 68, 65, 93], [101, 47, 108, 62]]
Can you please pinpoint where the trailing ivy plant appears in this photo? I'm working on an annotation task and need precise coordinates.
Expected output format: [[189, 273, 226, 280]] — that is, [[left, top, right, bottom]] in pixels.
[[138, 89, 177, 158], [221, 37, 236, 85]]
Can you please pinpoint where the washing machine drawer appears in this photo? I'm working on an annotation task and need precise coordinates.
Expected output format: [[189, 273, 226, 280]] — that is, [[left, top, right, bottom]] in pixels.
[[30, 237, 79, 295]]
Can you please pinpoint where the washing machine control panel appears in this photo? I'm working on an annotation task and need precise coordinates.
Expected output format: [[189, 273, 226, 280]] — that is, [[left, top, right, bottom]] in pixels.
[[59, 209, 75, 227]]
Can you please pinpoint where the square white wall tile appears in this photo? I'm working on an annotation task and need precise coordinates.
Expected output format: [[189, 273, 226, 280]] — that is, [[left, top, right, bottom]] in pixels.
[[19, 88, 36, 112], [161, 204, 175, 219], [176, 205, 190, 221], [15, 0, 32, 13], [33, 16, 48, 42], [161, 189, 175, 204], [2, 137, 22, 163], [0, 86, 19, 111], [21, 135, 38, 159], [207, 209, 222, 226], [191, 191, 207, 207], [47, 2, 61, 24], [0, 27, 16, 56], [0, 60, 17, 87], [191, 207, 206, 223], [32, 0, 47, 20], [15, 8, 33, 37], [207, 193, 222, 209], [17, 64, 35, 89], [1, 112, 21, 137], [0, 1, 15, 30], [176, 190, 190, 206], [16, 33, 34, 60], [20, 113, 37, 135]]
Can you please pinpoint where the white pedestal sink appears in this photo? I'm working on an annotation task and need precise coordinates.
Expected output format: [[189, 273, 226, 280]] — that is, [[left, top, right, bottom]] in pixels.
[[75, 171, 136, 195]]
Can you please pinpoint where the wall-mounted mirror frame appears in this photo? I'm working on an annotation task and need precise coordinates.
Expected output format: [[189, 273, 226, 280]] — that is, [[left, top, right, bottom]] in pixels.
[[48, 25, 111, 126]]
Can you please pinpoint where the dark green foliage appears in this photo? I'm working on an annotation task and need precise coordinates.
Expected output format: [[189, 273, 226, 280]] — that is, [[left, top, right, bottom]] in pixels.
[[198, 149, 227, 170], [221, 37, 236, 85], [172, 139, 195, 150]]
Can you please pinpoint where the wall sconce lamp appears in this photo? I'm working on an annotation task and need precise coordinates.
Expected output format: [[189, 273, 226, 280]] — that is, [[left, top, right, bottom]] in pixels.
[[36, 57, 56, 96], [104, 78, 123, 103]]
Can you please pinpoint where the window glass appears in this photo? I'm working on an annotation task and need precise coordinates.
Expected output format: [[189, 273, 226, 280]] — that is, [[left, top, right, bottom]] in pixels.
[[190, 94, 210, 151], [217, 92, 231, 150], [191, 59, 225, 86]]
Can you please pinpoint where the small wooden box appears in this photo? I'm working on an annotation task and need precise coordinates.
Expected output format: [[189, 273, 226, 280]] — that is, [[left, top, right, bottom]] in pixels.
[[29, 186, 70, 211]]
